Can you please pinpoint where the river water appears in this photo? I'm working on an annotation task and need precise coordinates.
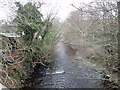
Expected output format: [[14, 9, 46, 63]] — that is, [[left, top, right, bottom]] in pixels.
[[28, 41, 104, 88]]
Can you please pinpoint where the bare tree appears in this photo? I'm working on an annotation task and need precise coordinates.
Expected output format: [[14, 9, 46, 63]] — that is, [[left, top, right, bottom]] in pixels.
[[62, 0, 119, 87]]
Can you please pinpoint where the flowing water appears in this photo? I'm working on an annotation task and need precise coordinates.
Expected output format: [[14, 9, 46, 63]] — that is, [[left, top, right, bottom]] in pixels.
[[28, 41, 104, 88]]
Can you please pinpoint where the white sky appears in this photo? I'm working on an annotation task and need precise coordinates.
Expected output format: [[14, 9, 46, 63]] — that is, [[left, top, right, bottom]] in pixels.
[[0, 0, 94, 22], [44, 0, 94, 21]]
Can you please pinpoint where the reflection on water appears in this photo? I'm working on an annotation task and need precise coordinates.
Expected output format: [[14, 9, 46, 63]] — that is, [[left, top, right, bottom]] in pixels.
[[56, 41, 67, 58]]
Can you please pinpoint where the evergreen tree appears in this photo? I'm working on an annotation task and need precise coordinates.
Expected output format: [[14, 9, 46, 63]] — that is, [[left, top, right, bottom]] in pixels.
[[14, 2, 52, 45]]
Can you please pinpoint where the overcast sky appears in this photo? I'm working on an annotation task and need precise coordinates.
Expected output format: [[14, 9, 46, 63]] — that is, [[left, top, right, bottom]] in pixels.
[[0, 0, 94, 22]]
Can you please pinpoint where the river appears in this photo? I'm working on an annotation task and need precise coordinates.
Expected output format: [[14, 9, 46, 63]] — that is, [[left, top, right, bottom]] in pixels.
[[27, 41, 104, 88]]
